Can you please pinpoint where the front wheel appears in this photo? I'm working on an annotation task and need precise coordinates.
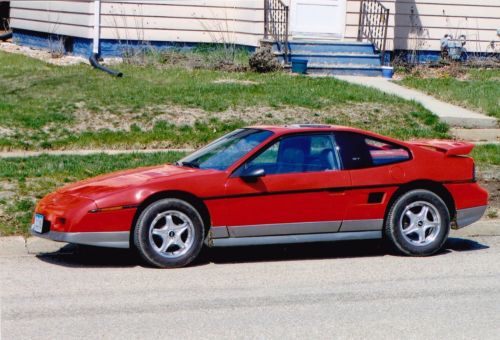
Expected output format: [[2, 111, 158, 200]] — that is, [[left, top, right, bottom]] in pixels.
[[385, 189, 450, 256], [134, 199, 205, 268]]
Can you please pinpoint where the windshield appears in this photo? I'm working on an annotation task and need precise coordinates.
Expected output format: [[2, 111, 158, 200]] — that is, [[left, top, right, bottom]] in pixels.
[[177, 129, 274, 171]]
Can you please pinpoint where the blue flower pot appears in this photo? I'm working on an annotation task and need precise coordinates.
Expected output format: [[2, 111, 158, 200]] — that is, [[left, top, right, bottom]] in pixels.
[[291, 59, 308, 74], [382, 66, 394, 79]]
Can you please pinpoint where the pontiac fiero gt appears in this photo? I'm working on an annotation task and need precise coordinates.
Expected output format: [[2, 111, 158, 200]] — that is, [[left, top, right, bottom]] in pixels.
[[32, 125, 488, 268]]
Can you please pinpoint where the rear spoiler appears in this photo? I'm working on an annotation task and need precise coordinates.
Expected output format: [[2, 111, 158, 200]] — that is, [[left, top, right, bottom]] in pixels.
[[409, 140, 474, 156]]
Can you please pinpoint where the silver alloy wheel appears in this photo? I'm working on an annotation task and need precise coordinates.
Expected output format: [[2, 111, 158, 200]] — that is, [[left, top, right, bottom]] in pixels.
[[148, 210, 195, 258], [399, 201, 441, 246]]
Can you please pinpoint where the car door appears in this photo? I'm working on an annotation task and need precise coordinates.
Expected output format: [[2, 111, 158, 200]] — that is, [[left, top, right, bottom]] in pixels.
[[334, 131, 412, 232], [217, 133, 351, 237]]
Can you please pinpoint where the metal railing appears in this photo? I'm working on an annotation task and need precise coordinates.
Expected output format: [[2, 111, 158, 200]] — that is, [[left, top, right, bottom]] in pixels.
[[357, 0, 390, 64], [264, 0, 289, 63]]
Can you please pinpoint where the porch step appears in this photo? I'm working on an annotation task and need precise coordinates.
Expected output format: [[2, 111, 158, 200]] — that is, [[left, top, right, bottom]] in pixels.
[[276, 41, 376, 54], [269, 40, 385, 77], [276, 51, 381, 66], [286, 63, 385, 77]]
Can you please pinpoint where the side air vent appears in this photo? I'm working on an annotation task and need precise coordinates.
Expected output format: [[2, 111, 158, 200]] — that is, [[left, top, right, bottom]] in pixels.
[[368, 192, 384, 204]]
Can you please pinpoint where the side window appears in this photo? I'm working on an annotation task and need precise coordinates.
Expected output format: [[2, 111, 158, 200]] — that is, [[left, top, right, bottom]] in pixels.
[[365, 138, 411, 166], [335, 132, 410, 169], [248, 142, 279, 168], [244, 134, 340, 175]]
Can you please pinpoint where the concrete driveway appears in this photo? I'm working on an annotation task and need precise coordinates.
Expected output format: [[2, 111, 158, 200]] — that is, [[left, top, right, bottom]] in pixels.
[[1, 222, 499, 339]]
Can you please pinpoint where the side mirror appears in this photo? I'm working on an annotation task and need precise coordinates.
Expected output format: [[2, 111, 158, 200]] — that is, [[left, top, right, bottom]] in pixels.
[[240, 167, 266, 182]]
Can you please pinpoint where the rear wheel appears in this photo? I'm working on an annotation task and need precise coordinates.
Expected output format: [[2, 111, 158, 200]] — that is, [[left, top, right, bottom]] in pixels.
[[134, 199, 205, 268], [385, 189, 450, 256]]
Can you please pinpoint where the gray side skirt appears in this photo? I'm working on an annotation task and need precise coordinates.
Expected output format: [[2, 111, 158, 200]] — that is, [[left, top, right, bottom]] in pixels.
[[210, 219, 383, 239], [228, 220, 342, 238], [211, 231, 382, 247]]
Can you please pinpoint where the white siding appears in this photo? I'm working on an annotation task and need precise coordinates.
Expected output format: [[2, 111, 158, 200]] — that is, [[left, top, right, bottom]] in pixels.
[[10, 0, 93, 38], [99, 1, 263, 46], [346, 0, 500, 52], [8, 0, 500, 52]]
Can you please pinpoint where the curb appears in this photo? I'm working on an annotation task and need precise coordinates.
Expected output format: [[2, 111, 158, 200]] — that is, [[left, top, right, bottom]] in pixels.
[[1, 219, 498, 257], [450, 219, 500, 237]]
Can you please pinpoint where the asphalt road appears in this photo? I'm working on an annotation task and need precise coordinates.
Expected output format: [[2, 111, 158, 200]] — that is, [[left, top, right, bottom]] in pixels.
[[1, 234, 500, 339]]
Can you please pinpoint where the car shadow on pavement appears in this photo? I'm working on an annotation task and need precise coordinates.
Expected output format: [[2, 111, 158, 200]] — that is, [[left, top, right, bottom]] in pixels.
[[35, 236, 490, 269], [36, 244, 142, 268], [445, 237, 490, 252]]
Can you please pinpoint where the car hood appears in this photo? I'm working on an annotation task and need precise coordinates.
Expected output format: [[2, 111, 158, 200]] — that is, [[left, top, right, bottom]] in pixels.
[[57, 164, 200, 200]]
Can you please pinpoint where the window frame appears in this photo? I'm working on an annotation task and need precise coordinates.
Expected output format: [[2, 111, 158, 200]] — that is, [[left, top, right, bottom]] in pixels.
[[334, 131, 413, 170], [231, 132, 342, 178], [178, 128, 274, 171]]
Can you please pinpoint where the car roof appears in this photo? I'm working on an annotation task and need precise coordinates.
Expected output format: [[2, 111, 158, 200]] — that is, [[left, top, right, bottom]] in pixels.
[[248, 124, 409, 146], [249, 124, 370, 135]]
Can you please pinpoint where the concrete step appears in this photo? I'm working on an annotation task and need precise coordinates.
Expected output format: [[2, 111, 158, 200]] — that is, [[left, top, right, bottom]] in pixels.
[[276, 52, 382, 66], [288, 64, 385, 77], [451, 128, 500, 143], [274, 41, 376, 54]]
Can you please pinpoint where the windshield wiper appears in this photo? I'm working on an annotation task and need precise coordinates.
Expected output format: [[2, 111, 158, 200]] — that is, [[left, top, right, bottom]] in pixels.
[[176, 161, 200, 168]]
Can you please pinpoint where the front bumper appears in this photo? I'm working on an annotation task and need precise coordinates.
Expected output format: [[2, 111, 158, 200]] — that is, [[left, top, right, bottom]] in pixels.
[[455, 205, 488, 229], [31, 229, 130, 249]]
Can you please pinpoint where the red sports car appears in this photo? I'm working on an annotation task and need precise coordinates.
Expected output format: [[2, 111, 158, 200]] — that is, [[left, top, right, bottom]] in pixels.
[[32, 125, 488, 268]]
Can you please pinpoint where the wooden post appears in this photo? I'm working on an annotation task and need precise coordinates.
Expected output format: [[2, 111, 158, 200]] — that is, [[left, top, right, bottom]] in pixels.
[[264, 0, 269, 39], [357, 0, 364, 41]]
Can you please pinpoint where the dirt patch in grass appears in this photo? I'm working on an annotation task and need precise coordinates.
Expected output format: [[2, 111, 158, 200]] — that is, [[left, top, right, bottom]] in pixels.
[[212, 79, 260, 86], [394, 62, 500, 80], [46, 102, 424, 132], [394, 64, 466, 81], [0, 41, 122, 67], [0, 101, 445, 151], [0, 126, 15, 137], [0, 41, 88, 66]]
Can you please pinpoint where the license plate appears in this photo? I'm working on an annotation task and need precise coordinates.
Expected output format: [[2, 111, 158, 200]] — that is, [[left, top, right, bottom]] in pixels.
[[32, 214, 44, 233]]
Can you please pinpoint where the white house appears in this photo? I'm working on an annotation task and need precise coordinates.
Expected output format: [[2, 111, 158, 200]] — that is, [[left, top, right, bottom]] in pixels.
[[5, 0, 500, 74]]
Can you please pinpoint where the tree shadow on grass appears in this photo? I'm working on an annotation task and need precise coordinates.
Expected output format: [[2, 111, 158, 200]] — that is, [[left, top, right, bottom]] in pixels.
[[35, 237, 489, 269]]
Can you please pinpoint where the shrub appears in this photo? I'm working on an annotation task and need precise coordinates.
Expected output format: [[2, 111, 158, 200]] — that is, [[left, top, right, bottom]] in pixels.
[[249, 47, 281, 73]]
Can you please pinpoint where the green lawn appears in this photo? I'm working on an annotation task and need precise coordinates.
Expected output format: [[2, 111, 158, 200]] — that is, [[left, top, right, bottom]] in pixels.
[[471, 144, 500, 167], [0, 144, 497, 237], [399, 69, 500, 119], [0, 50, 449, 150]]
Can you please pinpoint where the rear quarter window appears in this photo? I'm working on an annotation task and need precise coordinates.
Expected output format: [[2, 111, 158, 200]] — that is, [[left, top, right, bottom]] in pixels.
[[335, 132, 410, 169], [366, 138, 411, 166]]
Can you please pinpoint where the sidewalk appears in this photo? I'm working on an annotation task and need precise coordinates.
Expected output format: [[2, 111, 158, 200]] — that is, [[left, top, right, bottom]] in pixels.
[[0, 148, 193, 158], [335, 76, 498, 129]]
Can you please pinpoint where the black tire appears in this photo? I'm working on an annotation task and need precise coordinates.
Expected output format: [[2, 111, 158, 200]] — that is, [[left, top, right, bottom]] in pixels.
[[385, 189, 450, 256], [134, 198, 205, 268]]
